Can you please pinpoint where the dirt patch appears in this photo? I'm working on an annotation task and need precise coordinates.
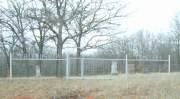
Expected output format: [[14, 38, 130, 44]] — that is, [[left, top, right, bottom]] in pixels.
[[53, 88, 102, 99], [15, 95, 33, 99]]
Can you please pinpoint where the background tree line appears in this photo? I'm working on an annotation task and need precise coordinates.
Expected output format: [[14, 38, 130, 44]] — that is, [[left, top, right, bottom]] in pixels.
[[0, 0, 180, 77]]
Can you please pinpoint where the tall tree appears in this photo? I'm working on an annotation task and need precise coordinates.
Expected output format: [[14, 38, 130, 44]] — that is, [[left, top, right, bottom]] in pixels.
[[26, 0, 50, 76], [28, 0, 80, 76], [172, 15, 180, 64], [63, 0, 126, 74], [0, 0, 29, 57], [33, 0, 74, 59], [0, 25, 18, 76], [65, 0, 126, 58]]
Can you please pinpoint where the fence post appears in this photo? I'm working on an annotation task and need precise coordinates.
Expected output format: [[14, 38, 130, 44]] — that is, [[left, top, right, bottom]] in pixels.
[[168, 55, 171, 73], [81, 58, 84, 79], [9, 52, 12, 79], [125, 54, 128, 80], [66, 53, 70, 79]]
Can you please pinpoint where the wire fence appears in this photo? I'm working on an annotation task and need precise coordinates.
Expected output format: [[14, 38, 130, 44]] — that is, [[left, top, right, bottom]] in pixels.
[[0, 54, 174, 79], [1, 54, 180, 98]]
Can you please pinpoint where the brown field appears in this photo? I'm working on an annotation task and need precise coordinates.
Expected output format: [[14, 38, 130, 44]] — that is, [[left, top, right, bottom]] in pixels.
[[0, 73, 180, 99]]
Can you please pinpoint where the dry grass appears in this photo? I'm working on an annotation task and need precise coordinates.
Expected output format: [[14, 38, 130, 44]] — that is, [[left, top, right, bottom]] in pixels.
[[0, 73, 180, 99]]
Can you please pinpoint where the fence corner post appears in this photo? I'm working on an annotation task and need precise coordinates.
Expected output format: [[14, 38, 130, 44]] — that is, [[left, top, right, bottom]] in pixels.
[[168, 55, 171, 73], [66, 53, 70, 80], [125, 54, 128, 80], [9, 52, 12, 79]]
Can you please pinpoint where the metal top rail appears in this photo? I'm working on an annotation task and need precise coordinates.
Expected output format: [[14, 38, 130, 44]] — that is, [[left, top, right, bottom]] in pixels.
[[12, 58, 66, 61], [12, 57, 168, 62], [128, 59, 168, 62], [70, 58, 126, 61]]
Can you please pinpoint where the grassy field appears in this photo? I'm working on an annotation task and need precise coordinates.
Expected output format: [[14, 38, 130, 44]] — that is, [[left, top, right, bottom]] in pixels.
[[0, 73, 180, 99]]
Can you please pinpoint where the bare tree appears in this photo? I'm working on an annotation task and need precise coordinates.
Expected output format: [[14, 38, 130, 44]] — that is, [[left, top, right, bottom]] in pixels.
[[0, 26, 18, 76], [0, 0, 34, 76], [172, 15, 180, 64], [29, 0, 84, 76], [65, 0, 126, 57], [26, 0, 50, 76], [63, 0, 126, 74], [0, 0, 29, 57]]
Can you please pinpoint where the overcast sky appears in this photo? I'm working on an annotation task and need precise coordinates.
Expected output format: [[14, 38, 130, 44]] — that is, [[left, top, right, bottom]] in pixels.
[[1, 0, 180, 34], [1, 0, 180, 54], [123, 0, 180, 34]]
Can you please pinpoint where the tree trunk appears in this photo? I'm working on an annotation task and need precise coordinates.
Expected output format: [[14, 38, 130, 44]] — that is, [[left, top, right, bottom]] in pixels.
[[56, 32, 63, 76], [56, 45, 63, 76], [38, 48, 43, 77], [177, 39, 180, 64], [21, 41, 29, 77], [76, 45, 81, 76], [6, 55, 10, 77]]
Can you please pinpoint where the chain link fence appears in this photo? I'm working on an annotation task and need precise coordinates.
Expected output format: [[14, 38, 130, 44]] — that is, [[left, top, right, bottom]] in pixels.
[[0, 54, 174, 79]]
